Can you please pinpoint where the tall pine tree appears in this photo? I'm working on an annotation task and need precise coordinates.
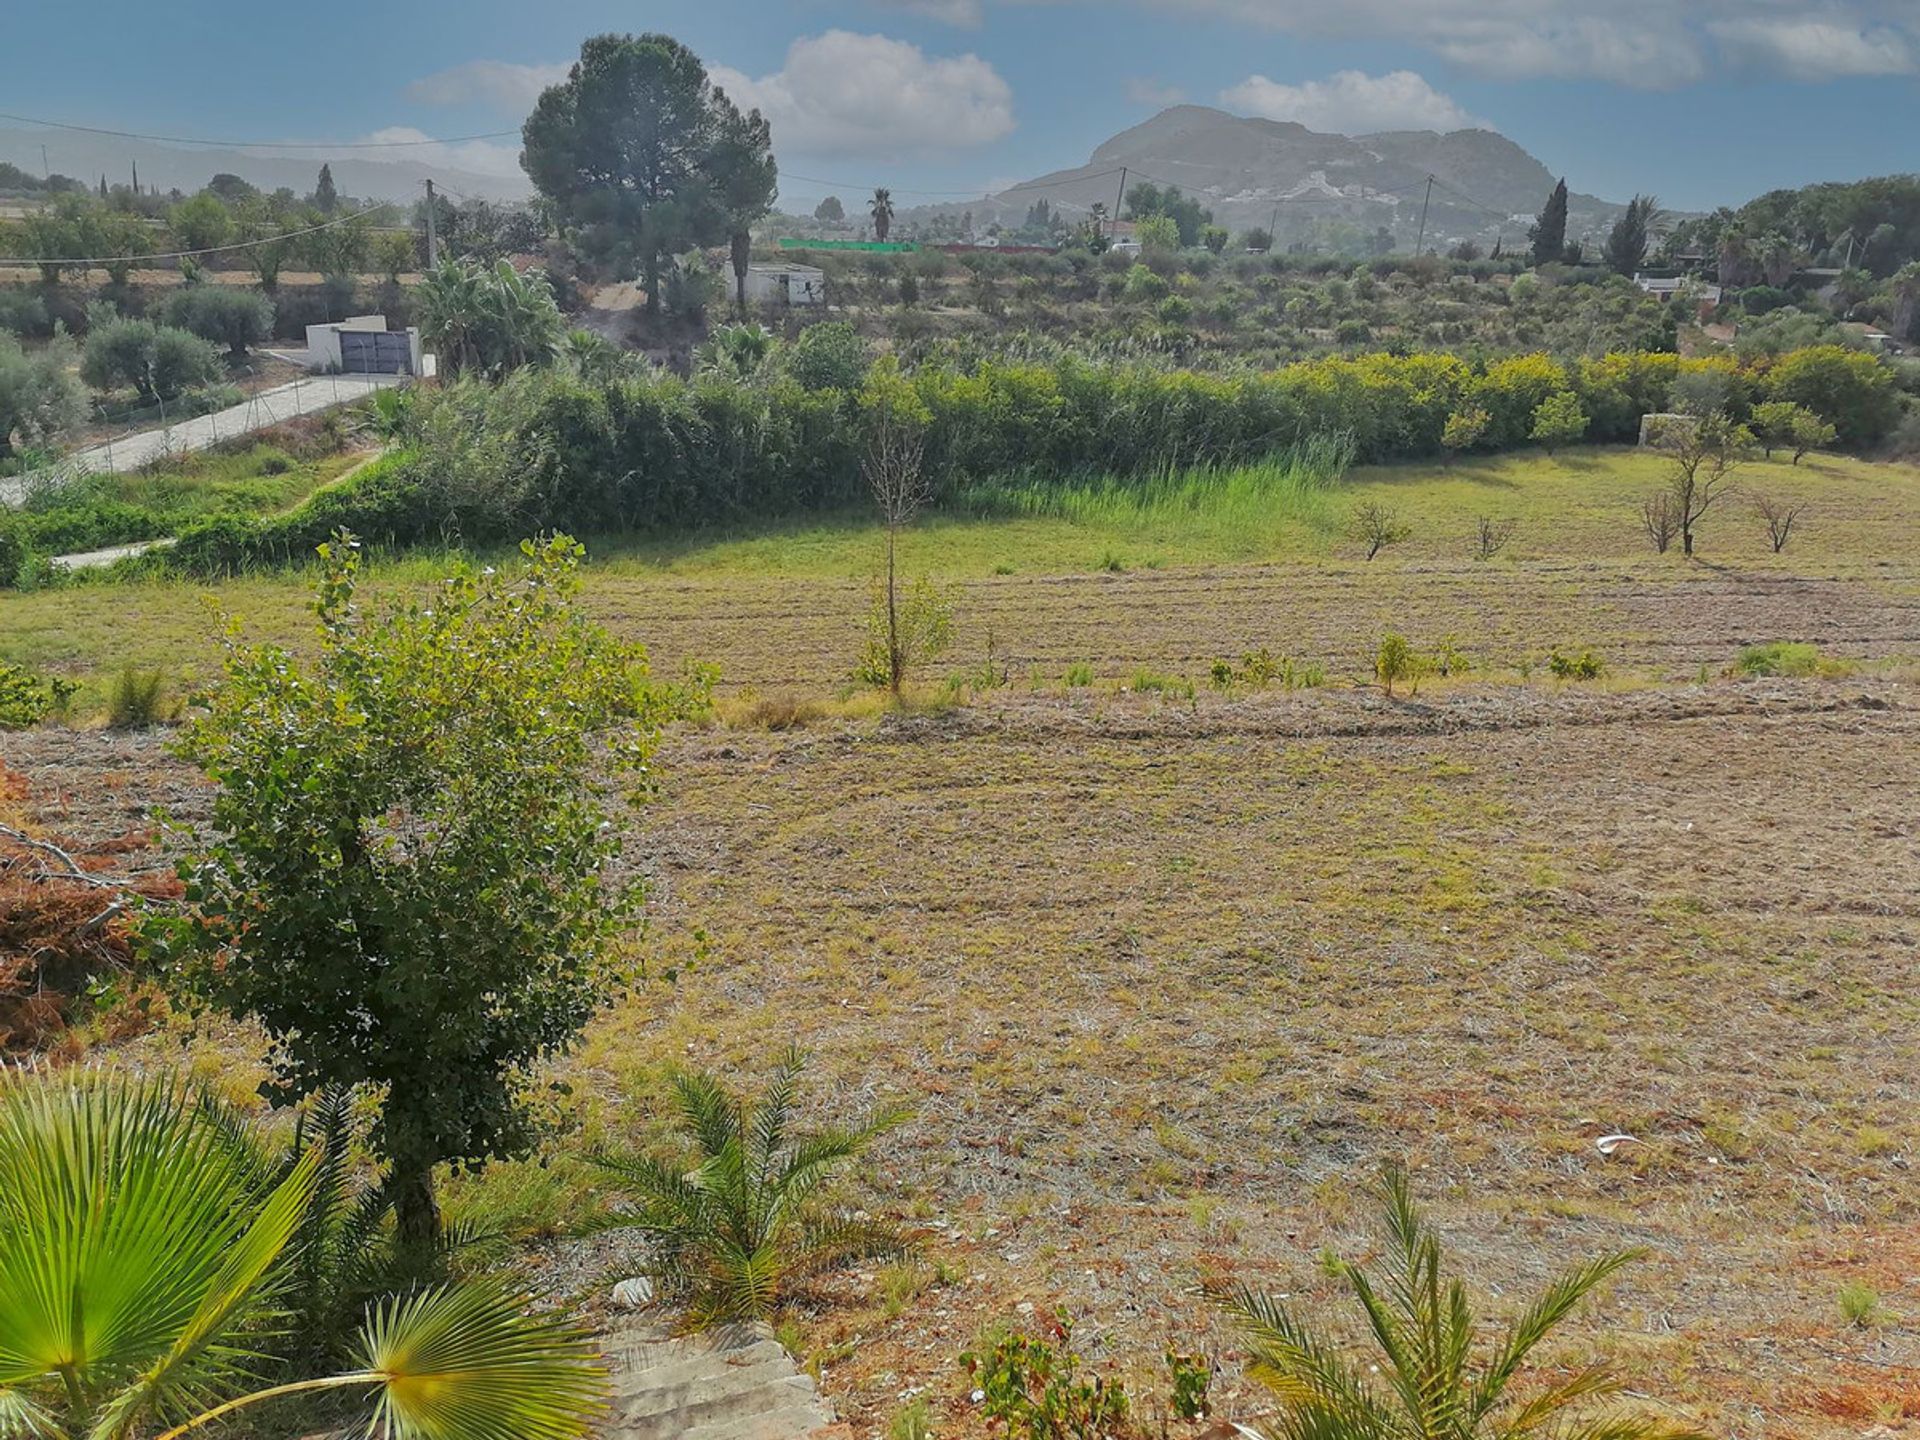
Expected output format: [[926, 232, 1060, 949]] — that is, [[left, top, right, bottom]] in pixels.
[[1529, 177, 1568, 267], [314, 162, 338, 214]]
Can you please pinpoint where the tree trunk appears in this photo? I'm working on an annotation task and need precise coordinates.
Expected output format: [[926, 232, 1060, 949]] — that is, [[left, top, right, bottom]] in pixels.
[[886, 524, 901, 695], [731, 232, 750, 316], [644, 249, 661, 317], [392, 1165, 442, 1252]]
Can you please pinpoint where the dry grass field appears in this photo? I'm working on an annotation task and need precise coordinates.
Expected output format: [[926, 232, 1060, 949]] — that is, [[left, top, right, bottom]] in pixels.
[[4, 444, 1919, 1437]]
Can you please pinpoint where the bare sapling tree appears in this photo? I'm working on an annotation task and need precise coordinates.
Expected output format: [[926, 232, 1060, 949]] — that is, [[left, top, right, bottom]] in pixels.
[[1474, 516, 1516, 561], [1349, 501, 1411, 561], [1753, 492, 1804, 553], [1650, 411, 1752, 558], [1641, 490, 1679, 553], [865, 404, 935, 695]]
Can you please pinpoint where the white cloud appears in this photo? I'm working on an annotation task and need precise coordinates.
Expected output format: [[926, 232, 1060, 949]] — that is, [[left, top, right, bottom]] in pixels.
[[1078, 1, 1920, 88], [1220, 69, 1483, 133], [407, 60, 571, 112], [871, 0, 984, 24], [711, 31, 1015, 155], [350, 127, 525, 180], [1125, 76, 1188, 107], [1709, 17, 1914, 76]]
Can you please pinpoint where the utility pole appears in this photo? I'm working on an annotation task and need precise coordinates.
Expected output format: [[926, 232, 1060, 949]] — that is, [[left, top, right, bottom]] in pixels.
[[1414, 174, 1435, 256], [1111, 166, 1127, 240], [40, 143, 49, 179], [423, 178, 439, 266]]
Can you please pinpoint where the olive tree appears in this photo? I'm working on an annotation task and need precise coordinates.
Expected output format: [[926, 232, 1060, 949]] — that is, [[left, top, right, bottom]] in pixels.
[[162, 534, 687, 1247]]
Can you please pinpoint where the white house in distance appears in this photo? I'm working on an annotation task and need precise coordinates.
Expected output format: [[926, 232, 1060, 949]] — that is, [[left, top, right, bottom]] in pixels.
[[743, 263, 826, 307], [302, 315, 426, 375]]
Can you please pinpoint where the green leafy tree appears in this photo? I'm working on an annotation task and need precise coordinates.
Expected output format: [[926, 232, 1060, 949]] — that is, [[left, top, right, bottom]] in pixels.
[[1441, 405, 1491, 460], [0, 1071, 607, 1440], [1528, 177, 1568, 267], [1766, 343, 1899, 446], [870, 187, 895, 243], [590, 1050, 907, 1324], [82, 318, 222, 402], [0, 332, 86, 459], [1136, 214, 1180, 255], [168, 192, 233, 252], [162, 535, 673, 1247], [1648, 411, 1752, 557], [522, 33, 769, 314], [158, 285, 276, 356], [1212, 1166, 1707, 1440], [1240, 226, 1274, 253], [814, 195, 845, 223], [1125, 181, 1212, 247], [304, 210, 371, 279], [1749, 400, 1834, 462], [373, 229, 418, 284], [1529, 390, 1588, 455], [234, 197, 302, 293], [785, 320, 869, 391]]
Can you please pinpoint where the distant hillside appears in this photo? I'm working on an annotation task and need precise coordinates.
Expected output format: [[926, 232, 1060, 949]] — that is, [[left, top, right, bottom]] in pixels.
[[919, 106, 1629, 250], [0, 128, 530, 205]]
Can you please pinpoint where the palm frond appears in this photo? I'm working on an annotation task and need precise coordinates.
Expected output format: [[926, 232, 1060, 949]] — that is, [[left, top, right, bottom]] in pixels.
[[357, 1281, 606, 1440], [84, 1148, 320, 1440], [1543, 1414, 1714, 1440], [0, 1389, 63, 1440], [1470, 1250, 1643, 1422], [1498, 1364, 1622, 1437], [1211, 1283, 1384, 1423]]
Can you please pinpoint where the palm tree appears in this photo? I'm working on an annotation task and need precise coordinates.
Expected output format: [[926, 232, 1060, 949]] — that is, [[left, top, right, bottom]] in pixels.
[[1212, 1167, 1707, 1440], [694, 322, 776, 381], [0, 1072, 606, 1440], [591, 1050, 908, 1326], [870, 188, 895, 243], [417, 257, 484, 378]]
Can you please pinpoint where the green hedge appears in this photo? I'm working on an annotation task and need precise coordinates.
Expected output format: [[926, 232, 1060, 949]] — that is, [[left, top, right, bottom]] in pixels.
[[151, 342, 1900, 576]]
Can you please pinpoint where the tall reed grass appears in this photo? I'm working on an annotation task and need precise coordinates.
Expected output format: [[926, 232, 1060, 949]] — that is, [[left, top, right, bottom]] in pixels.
[[959, 433, 1353, 544]]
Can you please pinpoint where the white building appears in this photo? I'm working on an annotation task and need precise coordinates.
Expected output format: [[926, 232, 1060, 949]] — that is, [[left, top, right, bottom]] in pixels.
[[302, 316, 424, 375], [743, 264, 826, 307]]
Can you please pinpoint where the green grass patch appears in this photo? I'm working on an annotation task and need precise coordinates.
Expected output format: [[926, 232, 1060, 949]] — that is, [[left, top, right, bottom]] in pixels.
[[1735, 642, 1847, 678], [15, 443, 366, 555]]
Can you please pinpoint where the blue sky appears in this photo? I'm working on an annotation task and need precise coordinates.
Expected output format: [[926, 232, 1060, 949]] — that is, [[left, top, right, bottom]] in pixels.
[[8, 0, 1920, 210]]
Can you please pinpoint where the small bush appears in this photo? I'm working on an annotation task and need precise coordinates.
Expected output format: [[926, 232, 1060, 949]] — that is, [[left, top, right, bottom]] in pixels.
[[963, 1326, 1130, 1440], [1734, 641, 1828, 678], [785, 322, 869, 391], [1063, 662, 1093, 688], [1375, 631, 1426, 697], [106, 666, 174, 728], [0, 660, 76, 728], [1166, 1351, 1212, 1421], [1547, 648, 1605, 680], [1130, 670, 1193, 698], [1838, 1282, 1883, 1328]]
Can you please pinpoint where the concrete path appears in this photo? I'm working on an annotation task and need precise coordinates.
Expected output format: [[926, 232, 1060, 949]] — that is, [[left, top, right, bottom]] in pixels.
[[51, 538, 171, 570], [3, 373, 403, 506], [600, 1319, 843, 1440]]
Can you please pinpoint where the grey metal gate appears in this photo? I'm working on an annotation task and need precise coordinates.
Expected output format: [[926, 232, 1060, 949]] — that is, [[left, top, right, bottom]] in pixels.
[[339, 330, 411, 374]]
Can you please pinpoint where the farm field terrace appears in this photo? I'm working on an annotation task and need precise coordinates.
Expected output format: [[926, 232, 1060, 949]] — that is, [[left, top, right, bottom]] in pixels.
[[6, 445, 1920, 703], [4, 442, 1920, 1438]]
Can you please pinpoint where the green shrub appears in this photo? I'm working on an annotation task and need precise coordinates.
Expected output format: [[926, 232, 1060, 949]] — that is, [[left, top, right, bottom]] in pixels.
[[786, 321, 869, 391], [1375, 631, 1426, 697], [1548, 647, 1605, 680], [81, 317, 222, 402], [1768, 344, 1899, 446], [1166, 1351, 1212, 1421], [106, 665, 174, 728], [0, 288, 51, 338], [0, 332, 87, 458], [963, 1326, 1130, 1440], [1063, 662, 1093, 688], [1735, 641, 1829, 678], [0, 659, 76, 728]]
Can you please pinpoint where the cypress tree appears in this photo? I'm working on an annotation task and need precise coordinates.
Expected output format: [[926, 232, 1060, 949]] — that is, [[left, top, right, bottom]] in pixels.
[[1529, 177, 1568, 267]]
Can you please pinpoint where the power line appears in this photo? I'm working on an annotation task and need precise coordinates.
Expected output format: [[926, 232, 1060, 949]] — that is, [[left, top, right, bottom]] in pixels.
[[0, 109, 518, 150], [10, 200, 395, 267]]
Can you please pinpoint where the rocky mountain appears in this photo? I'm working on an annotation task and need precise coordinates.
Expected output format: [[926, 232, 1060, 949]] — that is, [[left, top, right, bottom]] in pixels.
[[0, 128, 529, 204], [937, 106, 1627, 251]]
